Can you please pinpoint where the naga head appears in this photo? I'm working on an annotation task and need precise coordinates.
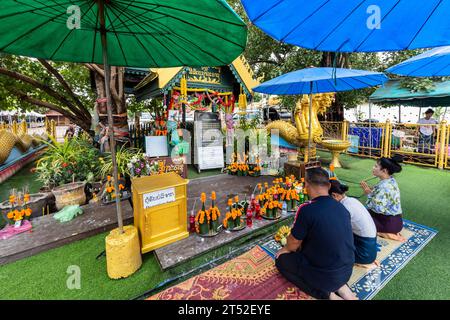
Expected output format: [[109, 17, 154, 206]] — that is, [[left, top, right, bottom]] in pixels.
[[299, 93, 335, 115]]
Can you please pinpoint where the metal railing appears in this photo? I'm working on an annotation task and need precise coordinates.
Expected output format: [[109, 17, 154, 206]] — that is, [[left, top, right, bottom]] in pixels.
[[320, 120, 450, 170], [444, 124, 450, 170], [346, 121, 386, 159]]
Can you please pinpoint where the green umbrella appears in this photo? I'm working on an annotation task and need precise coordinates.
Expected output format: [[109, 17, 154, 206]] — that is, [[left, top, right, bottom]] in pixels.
[[0, 0, 247, 233], [0, 0, 247, 67]]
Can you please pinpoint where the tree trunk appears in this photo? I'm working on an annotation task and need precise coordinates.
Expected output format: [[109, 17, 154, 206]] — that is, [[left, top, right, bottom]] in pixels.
[[320, 52, 348, 121]]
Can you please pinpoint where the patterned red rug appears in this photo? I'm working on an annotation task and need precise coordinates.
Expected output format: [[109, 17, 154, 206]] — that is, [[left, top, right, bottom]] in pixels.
[[148, 245, 312, 300]]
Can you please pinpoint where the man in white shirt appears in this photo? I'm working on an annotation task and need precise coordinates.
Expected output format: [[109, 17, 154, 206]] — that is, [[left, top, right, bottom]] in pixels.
[[417, 108, 438, 154]]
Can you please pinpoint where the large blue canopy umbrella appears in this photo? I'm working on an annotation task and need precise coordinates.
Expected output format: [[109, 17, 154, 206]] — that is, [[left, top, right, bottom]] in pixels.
[[254, 67, 388, 158], [241, 0, 450, 52], [386, 46, 450, 77], [253, 67, 388, 95]]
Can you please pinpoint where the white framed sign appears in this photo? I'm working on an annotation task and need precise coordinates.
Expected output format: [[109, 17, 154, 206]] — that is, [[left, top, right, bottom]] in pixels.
[[145, 136, 168, 157], [143, 187, 176, 209]]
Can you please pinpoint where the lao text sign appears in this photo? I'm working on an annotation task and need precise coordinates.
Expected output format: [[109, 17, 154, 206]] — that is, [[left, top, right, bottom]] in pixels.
[[145, 156, 187, 179], [143, 187, 175, 209]]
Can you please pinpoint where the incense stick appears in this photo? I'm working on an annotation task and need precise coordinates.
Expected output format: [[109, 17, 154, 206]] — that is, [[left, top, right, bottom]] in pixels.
[[362, 176, 378, 182]]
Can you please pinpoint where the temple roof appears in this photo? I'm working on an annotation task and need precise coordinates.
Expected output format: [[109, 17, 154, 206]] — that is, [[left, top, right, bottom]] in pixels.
[[134, 55, 259, 100]]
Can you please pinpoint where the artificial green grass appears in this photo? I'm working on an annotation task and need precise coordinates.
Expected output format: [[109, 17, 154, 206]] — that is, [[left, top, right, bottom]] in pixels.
[[318, 151, 450, 300], [0, 152, 449, 299]]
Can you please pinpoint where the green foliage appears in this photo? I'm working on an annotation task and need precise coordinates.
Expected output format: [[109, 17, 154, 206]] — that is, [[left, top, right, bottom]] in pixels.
[[99, 145, 142, 179], [36, 137, 101, 188], [0, 54, 94, 112]]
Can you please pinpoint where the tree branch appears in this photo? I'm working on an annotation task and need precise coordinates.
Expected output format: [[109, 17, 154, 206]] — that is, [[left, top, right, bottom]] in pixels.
[[8, 87, 90, 131], [87, 64, 105, 77], [0, 66, 90, 122], [38, 59, 90, 117]]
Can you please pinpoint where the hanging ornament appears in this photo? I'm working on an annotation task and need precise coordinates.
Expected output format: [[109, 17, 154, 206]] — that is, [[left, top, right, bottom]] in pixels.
[[238, 86, 247, 112]]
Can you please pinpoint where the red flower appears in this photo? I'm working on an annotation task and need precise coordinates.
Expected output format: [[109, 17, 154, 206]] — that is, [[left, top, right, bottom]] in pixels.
[[62, 163, 68, 168]]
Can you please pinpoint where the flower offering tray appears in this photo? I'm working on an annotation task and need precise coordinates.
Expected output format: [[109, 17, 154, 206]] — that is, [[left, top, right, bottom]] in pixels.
[[262, 212, 282, 220], [197, 225, 223, 238]]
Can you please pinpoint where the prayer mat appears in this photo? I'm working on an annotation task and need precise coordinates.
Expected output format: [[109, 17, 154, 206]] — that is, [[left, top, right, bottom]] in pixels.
[[260, 219, 438, 300], [148, 245, 313, 300]]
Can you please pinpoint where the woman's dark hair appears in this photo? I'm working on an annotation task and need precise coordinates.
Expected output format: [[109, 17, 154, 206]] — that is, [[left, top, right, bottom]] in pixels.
[[329, 180, 349, 195], [378, 154, 403, 175]]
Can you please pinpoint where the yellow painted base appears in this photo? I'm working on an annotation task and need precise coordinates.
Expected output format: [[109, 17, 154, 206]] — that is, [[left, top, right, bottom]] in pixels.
[[141, 230, 189, 254], [105, 225, 142, 279]]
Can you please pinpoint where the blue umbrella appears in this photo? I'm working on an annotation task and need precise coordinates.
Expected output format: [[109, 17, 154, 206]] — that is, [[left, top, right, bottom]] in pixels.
[[386, 46, 450, 77], [253, 67, 388, 95], [254, 67, 388, 159], [241, 0, 450, 52]]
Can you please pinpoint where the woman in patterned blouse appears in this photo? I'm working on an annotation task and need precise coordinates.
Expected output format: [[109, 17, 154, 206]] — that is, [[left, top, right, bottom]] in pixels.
[[360, 155, 406, 242]]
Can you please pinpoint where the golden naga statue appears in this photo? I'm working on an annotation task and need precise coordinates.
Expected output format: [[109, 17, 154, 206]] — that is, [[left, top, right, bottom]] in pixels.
[[266, 92, 350, 166]]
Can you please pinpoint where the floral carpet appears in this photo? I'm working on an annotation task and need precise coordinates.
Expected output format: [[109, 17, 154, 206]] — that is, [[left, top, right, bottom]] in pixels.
[[148, 219, 436, 300], [260, 219, 438, 300]]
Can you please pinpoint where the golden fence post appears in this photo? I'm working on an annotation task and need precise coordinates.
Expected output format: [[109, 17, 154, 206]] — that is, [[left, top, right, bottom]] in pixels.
[[12, 120, 18, 135], [21, 120, 27, 135], [383, 120, 391, 158], [51, 119, 56, 138], [438, 120, 447, 169], [45, 117, 49, 134], [0, 122, 5, 130], [342, 120, 348, 141]]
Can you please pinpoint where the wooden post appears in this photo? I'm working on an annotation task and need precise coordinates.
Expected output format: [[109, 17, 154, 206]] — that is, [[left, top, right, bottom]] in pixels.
[[438, 120, 447, 169]]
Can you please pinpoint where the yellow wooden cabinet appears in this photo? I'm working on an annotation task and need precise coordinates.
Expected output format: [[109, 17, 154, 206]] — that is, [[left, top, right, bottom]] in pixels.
[[132, 172, 189, 253]]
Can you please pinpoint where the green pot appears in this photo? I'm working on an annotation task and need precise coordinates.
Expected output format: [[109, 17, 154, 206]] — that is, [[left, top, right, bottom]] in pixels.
[[210, 220, 219, 233], [234, 217, 241, 228], [237, 171, 242, 176], [199, 223, 209, 235], [227, 218, 235, 230], [266, 208, 273, 218], [286, 200, 293, 211]]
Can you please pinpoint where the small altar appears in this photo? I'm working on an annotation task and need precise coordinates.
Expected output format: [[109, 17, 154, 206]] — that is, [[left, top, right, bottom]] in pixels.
[[154, 174, 295, 270]]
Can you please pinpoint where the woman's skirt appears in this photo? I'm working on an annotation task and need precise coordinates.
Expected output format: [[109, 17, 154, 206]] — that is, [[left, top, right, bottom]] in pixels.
[[369, 210, 403, 234], [353, 234, 377, 264]]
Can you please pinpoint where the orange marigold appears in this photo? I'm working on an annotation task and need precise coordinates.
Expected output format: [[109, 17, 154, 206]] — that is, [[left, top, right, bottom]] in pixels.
[[211, 191, 216, 201], [200, 192, 206, 203]]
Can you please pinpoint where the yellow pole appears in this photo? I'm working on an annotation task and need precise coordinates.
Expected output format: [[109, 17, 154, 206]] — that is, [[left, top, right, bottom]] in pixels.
[[341, 120, 348, 141], [51, 119, 56, 139], [0, 122, 4, 130], [383, 120, 391, 158], [12, 120, 18, 135], [438, 120, 447, 169], [21, 120, 27, 135]]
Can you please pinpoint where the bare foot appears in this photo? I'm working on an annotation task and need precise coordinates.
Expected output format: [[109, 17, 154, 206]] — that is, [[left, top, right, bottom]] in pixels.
[[336, 284, 358, 300], [329, 292, 344, 300], [377, 232, 407, 242], [355, 262, 378, 270]]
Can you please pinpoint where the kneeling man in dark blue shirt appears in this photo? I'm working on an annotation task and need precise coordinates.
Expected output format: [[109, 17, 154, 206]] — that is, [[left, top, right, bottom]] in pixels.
[[275, 167, 357, 300]]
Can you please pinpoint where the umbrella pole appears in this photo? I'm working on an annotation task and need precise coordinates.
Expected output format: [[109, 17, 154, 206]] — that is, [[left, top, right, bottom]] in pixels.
[[307, 82, 313, 163], [100, 3, 124, 234], [369, 100, 372, 158]]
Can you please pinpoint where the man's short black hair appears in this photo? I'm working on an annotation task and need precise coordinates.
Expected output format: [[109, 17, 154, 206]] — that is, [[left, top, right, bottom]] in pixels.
[[425, 108, 434, 114], [305, 167, 330, 187]]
